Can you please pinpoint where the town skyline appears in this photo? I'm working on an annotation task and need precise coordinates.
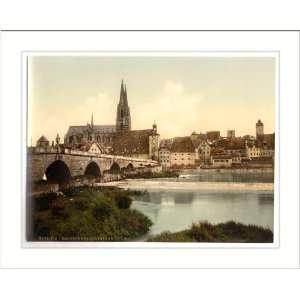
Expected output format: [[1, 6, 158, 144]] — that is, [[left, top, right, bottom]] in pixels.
[[28, 56, 276, 144]]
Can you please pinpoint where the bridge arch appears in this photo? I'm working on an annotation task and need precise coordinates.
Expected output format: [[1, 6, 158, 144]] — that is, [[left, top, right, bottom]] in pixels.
[[45, 160, 71, 184], [84, 161, 101, 177], [109, 162, 121, 174], [127, 163, 134, 170]]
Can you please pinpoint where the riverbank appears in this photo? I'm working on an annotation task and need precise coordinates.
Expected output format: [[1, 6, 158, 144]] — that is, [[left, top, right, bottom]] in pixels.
[[31, 186, 152, 241], [175, 167, 274, 174], [147, 221, 273, 243], [97, 179, 274, 191]]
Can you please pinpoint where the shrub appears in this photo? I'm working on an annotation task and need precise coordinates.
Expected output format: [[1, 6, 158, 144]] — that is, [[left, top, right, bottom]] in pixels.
[[190, 222, 214, 242], [115, 194, 132, 209], [63, 187, 79, 197], [148, 231, 194, 242], [92, 199, 116, 220], [73, 197, 90, 210], [34, 211, 51, 238], [50, 198, 69, 218], [32, 187, 153, 241], [34, 192, 58, 211], [148, 221, 273, 243]]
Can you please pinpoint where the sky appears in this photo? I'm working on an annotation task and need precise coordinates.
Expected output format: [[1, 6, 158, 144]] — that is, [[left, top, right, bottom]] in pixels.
[[28, 56, 276, 145]]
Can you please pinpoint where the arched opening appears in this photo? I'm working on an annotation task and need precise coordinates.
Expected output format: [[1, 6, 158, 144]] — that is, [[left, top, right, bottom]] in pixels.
[[45, 160, 71, 184], [84, 161, 101, 177], [121, 162, 135, 176], [127, 163, 134, 170], [109, 162, 121, 174]]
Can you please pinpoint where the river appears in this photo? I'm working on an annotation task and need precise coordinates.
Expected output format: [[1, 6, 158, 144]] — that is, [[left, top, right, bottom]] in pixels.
[[101, 170, 274, 236]]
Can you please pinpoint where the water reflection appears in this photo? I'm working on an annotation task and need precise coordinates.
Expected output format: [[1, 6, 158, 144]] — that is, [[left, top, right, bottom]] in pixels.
[[258, 193, 274, 205], [130, 171, 274, 235], [132, 189, 274, 235]]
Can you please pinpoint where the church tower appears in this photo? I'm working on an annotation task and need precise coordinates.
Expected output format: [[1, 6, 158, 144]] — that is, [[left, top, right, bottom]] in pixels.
[[116, 80, 131, 132], [256, 119, 264, 139]]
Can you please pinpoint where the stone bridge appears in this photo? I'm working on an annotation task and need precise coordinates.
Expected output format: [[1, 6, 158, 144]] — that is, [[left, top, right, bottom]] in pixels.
[[28, 147, 160, 184]]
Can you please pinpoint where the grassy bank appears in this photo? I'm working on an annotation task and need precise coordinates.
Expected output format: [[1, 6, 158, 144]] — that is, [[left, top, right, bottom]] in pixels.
[[32, 186, 152, 241], [147, 221, 273, 243]]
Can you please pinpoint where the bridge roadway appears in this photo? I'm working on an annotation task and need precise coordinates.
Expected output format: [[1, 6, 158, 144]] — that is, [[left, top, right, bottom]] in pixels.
[[28, 147, 160, 183]]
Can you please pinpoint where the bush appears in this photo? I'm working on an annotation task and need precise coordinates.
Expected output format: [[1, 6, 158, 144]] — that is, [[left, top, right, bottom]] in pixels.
[[148, 221, 273, 243], [63, 187, 79, 197], [34, 192, 58, 211], [34, 211, 51, 238], [32, 187, 153, 241], [73, 197, 90, 210], [148, 231, 194, 242], [120, 209, 153, 236], [92, 199, 116, 220], [189, 222, 215, 242], [50, 198, 69, 218], [115, 194, 132, 209]]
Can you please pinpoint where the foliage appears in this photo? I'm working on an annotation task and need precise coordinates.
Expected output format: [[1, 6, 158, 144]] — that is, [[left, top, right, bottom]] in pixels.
[[114, 193, 132, 209], [92, 198, 117, 220], [148, 221, 273, 243], [32, 186, 152, 241], [33, 192, 57, 211]]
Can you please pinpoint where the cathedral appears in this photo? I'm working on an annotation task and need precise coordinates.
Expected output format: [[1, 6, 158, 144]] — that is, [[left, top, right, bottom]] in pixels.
[[64, 80, 160, 160]]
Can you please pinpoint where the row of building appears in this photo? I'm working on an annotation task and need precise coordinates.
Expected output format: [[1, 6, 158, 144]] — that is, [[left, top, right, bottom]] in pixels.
[[158, 120, 275, 169]]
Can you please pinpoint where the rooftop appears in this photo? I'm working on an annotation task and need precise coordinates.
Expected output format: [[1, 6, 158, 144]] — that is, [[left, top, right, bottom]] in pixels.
[[170, 137, 195, 153], [113, 129, 154, 155], [66, 124, 116, 136], [37, 135, 49, 142]]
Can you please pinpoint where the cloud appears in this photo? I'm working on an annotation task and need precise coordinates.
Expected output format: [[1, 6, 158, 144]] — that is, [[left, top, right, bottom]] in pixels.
[[131, 80, 274, 139], [29, 92, 117, 144], [132, 80, 204, 138]]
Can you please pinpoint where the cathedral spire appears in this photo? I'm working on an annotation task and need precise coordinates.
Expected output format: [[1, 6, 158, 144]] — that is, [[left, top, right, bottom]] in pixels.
[[91, 113, 94, 127], [124, 84, 128, 106], [120, 79, 125, 105], [116, 80, 131, 132]]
